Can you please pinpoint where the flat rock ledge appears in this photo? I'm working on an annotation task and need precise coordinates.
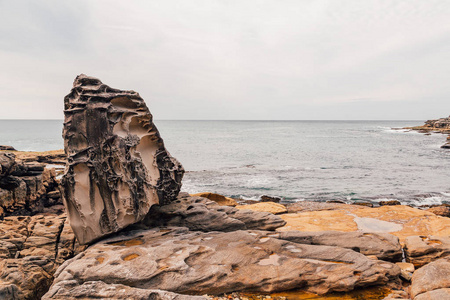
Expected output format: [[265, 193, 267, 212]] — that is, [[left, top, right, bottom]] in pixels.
[[44, 227, 400, 298]]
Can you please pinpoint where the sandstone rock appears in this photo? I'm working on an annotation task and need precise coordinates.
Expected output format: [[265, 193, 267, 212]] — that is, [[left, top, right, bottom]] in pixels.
[[410, 256, 450, 299], [43, 281, 207, 300], [396, 262, 414, 282], [279, 205, 450, 242], [191, 192, 237, 206], [0, 256, 54, 299], [61, 74, 184, 245], [0, 153, 61, 217], [273, 231, 403, 262], [404, 235, 450, 267], [0, 214, 80, 299], [414, 288, 450, 300], [236, 202, 287, 215], [286, 201, 360, 213], [45, 227, 400, 297], [427, 205, 450, 217], [143, 193, 286, 232]]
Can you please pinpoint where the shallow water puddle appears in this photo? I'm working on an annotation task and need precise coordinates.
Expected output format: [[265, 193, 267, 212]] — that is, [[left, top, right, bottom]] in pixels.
[[353, 216, 403, 233]]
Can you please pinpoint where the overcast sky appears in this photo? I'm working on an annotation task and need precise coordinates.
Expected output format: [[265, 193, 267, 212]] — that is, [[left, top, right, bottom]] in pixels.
[[1, 0, 450, 120]]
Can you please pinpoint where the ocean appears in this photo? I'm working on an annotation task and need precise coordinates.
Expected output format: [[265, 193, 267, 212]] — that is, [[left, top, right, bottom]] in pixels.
[[1, 120, 449, 206]]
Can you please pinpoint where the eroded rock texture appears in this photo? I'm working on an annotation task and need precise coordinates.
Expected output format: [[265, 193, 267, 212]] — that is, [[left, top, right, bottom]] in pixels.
[[0, 214, 82, 299], [44, 227, 401, 297], [62, 75, 184, 245], [0, 153, 61, 217]]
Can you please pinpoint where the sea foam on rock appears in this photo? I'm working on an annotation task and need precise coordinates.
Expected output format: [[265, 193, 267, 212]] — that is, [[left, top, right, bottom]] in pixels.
[[61, 74, 184, 245]]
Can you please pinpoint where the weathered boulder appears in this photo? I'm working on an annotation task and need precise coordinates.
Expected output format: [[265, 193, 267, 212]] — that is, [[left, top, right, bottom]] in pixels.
[[43, 281, 207, 300], [404, 235, 450, 267], [143, 193, 286, 232], [44, 227, 400, 297], [61, 74, 184, 245], [411, 256, 450, 299], [272, 230, 403, 262]]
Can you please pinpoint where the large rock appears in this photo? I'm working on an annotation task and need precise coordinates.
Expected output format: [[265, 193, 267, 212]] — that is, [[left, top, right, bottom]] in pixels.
[[45, 227, 400, 297], [273, 231, 403, 262], [61, 74, 184, 245], [404, 235, 450, 267], [279, 205, 450, 242], [410, 256, 450, 299], [43, 281, 206, 300], [143, 193, 286, 232], [0, 214, 81, 299]]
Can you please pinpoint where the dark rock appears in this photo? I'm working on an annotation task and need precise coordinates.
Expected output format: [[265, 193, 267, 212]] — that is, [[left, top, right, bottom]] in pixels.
[[379, 200, 401, 206], [61, 74, 184, 245], [0, 146, 16, 151], [260, 195, 281, 203]]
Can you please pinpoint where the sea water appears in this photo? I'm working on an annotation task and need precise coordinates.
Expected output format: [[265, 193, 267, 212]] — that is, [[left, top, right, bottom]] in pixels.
[[1, 120, 449, 206]]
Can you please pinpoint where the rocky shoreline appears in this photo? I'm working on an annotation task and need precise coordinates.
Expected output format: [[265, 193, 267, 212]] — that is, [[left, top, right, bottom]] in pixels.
[[2, 76, 450, 300], [403, 115, 450, 148], [2, 152, 450, 299]]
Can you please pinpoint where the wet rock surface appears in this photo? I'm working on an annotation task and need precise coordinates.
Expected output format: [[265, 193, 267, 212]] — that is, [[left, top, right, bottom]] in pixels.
[[44, 227, 401, 298], [61, 74, 184, 245]]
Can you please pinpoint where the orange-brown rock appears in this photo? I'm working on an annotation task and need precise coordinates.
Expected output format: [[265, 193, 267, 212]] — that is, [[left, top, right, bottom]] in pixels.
[[44, 228, 400, 298], [236, 202, 287, 215], [278, 205, 450, 242], [404, 236, 450, 267], [191, 192, 237, 206], [0, 214, 79, 299]]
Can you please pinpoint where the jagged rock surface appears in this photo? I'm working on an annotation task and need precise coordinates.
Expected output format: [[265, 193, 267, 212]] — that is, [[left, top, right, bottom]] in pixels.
[[0, 214, 81, 299], [143, 193, 286, 231], [404, 235, 450, 267], [44, 227, 400, 297], [61, 74, 184, 245], [0, 153, 61, 217]]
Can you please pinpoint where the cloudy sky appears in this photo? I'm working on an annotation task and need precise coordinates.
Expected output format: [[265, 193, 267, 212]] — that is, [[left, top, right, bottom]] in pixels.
[[1, 0, 450, 120]]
